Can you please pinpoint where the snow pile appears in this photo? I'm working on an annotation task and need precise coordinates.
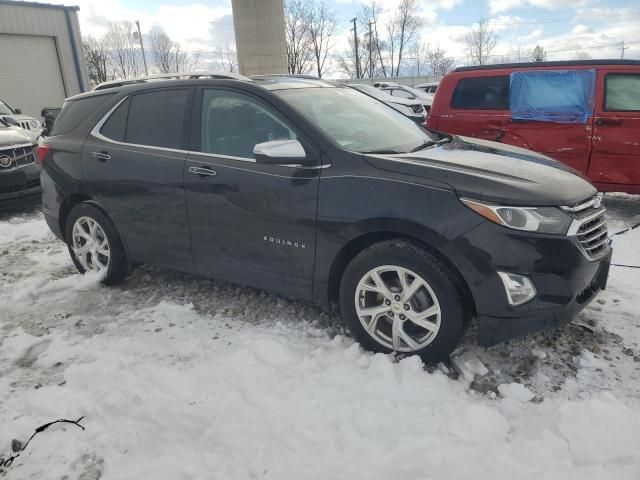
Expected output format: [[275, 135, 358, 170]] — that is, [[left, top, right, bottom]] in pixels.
[[498, 382, 535, 402], [2, 204, 640, 479]]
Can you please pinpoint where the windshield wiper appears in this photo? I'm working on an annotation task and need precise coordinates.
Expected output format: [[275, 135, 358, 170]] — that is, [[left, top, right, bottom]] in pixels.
[[361, 149, 404, 154], [408, 134, 453, 153]]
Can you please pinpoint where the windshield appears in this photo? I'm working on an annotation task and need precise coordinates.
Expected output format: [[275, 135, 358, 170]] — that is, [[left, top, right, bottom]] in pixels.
[[277, 87, 436, 154], [0, 100, 14, 115]]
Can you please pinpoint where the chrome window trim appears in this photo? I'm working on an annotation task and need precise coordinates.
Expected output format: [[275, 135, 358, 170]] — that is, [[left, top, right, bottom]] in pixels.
[[91, 96, 327, 169]]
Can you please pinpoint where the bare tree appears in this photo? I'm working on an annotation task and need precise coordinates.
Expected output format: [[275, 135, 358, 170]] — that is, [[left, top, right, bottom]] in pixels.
[[465, 18, 498, 65], [410, 43, 429, 77], [305, 0, 336, 78], [573, 50, 591, 60], [104, 21, 145, 79], [336, 35, 370, 78], [284, 0, 313, 74], [529, 44, 547, 62], [83, 36, 108, 87], [150, 29, 200, 73], [359, 1, 387, 77], [219, 42, 238, 72], [391, 0, 422, 76], [426, 45, 456, 77]]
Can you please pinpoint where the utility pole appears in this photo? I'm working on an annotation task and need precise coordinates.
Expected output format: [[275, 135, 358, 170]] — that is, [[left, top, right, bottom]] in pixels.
[[135, 20, 149, 76], [351, 17, 360, 79], [620, 40, 628, 59], [368, 20, 374, 78]]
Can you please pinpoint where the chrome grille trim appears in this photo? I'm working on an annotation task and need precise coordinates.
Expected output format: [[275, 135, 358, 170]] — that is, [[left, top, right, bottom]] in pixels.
[[563, 195, 610, 260], [0, 145, 37, 171]]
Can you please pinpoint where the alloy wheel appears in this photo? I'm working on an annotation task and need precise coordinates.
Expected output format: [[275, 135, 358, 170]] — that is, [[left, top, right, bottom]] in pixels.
[[354, 265, 441, 352], [71, 216, 110, 273]]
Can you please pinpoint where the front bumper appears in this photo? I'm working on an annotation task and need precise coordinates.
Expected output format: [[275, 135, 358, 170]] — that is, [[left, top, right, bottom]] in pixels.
[[446, 221, 612, 346], [0, 162, 41, 210]]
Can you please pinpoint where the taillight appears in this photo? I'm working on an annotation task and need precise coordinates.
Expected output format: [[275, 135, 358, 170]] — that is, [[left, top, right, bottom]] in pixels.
[[35, 144, 50, 165]]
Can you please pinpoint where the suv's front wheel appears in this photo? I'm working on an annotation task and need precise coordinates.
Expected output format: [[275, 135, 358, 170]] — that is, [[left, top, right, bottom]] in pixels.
[[65, 203, 130, 285], [339, 240, 467, 363]]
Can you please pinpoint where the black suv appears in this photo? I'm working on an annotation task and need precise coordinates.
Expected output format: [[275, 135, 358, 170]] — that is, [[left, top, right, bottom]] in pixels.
[[38, 74, 611, 362]]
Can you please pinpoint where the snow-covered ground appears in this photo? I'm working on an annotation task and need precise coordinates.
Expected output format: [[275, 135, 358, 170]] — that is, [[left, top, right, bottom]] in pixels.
[[1, 197, 639, 479]]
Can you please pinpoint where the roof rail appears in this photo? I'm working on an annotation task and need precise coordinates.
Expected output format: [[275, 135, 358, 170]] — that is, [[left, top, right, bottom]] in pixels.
[[93, 71, 251, 91]]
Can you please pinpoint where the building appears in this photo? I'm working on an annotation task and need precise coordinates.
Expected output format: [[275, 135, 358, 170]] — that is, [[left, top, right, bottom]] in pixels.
[[231, 0, 287, 76], [0, 0, 88, 117]]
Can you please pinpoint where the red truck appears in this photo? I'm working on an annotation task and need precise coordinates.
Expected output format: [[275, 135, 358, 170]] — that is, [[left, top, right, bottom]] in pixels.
[[427, 60, 640, 194]]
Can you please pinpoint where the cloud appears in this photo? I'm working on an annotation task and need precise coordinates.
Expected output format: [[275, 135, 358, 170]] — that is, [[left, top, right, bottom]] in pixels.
[[489, 0, 587, 15]]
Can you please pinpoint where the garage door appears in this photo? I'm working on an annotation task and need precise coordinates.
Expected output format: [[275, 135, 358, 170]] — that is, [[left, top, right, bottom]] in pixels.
[[0, 34, 67, 118]]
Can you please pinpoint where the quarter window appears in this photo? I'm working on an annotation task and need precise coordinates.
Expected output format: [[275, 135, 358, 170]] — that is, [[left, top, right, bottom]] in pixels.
[[451, 76, 510, 110], [605, 74, 640, 111], [125, 89, 188, 149], [100, 98, 129, 142], [199, 89, 296, 159]]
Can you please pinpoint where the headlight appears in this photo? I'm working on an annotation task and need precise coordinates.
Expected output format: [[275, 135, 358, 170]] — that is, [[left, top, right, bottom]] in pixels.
[[30, 120, 39, 128], [461, 198, 572, 234]]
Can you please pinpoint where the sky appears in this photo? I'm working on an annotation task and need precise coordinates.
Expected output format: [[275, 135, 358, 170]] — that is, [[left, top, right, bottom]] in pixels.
[[50, 0, 640, 76]]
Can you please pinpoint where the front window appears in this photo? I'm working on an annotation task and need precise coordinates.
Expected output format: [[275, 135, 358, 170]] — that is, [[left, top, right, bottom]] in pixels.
[[277, 87, 437, 154], [0, 100, 14, 115]]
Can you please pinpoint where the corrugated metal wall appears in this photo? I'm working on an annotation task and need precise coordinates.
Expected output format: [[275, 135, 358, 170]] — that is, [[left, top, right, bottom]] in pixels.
[[0, 1, 89, 115]]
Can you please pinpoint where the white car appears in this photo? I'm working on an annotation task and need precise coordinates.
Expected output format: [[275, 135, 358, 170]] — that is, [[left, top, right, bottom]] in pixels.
[[380, 85, 434, 111], [0, 98, 42, 134], [415, 82, 439, 95]]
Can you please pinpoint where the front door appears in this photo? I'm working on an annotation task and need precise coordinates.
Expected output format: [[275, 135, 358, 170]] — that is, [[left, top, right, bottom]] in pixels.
[[83, 88, 194, 270], [589, 71, 640, 190], [184, 88, 321, 299]]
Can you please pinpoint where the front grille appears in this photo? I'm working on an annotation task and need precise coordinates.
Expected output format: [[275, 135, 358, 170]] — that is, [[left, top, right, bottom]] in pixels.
[[0, 145, 36, 170], [562, 195, 609, 259], [0, 179, 40, 195], [19, 121, 31, 130]]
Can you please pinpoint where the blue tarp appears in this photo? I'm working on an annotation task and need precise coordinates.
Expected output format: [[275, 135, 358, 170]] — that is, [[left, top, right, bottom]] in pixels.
[[509, 69, 596, 124]]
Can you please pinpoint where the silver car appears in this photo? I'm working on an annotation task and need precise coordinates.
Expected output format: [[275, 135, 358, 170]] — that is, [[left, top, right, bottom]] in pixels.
[[0, 98, 42, 134]]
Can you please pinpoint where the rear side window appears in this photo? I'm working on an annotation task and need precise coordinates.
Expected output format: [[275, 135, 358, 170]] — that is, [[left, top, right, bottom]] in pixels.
[[100, 98, 130, 142], [51, 93, 114, 136], [605, 74, 640, 111], [124, 89, 189, 149], [451, 76, 509, 110]]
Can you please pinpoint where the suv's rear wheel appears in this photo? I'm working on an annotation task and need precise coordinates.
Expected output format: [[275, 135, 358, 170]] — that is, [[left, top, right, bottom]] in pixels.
[[339, 240, 466, 363], [65, 203, 130, 285]]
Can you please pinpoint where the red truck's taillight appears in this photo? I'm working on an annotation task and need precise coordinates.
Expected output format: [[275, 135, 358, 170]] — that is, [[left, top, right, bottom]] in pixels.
[[35, 144, 50, 165]]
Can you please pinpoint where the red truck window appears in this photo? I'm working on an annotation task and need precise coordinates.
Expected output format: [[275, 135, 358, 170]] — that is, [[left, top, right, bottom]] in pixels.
[[450, 76, 509, 110], [605, 74, 640, 111]]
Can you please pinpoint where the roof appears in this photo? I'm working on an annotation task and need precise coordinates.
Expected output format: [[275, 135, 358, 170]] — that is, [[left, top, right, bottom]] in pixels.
[[454, 59, 640, 72], [93, 71, 250, 91], [0, 0, 79, 11], [250, 75, 336, 90]]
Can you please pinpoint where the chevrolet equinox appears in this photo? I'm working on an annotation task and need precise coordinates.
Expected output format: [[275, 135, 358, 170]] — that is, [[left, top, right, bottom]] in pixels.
[[38, 74, 612, 362]]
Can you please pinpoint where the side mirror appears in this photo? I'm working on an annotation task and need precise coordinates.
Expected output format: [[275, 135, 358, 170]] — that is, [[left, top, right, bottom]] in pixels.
[[14, 108, 22, 114], [253, 139, 309, 166]]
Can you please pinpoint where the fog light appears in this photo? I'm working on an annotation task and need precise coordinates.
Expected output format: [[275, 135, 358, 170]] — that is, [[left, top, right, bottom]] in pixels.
[[497, 272, 536, 306]]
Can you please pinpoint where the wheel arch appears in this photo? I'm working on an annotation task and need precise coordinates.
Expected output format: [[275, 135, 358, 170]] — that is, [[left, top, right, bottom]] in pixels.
[[326, 222, 476, 320], [59, 194, 115, 243]]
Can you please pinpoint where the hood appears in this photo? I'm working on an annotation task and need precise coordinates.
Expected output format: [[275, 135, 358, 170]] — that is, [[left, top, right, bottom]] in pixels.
[[0, 124, 33, 148], [366, 135, 596, 206]]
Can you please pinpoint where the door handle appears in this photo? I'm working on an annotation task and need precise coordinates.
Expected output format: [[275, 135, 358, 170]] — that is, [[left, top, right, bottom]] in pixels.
[[596, 118, 622, 126], [91, 151, 111, 162], [188, 166, 217, 178]]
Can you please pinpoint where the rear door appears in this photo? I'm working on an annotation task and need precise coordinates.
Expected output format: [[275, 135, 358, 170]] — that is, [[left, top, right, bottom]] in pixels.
[[184, 87, 321, 299], [436, 75, 511, 143], [589, 70, 640, 190], [83, 87, 194, 270]]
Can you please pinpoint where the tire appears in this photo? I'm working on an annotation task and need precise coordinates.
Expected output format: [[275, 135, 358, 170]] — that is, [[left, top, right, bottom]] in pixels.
[[65, 202, 131, 286], [339, 239, 467, 363]]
